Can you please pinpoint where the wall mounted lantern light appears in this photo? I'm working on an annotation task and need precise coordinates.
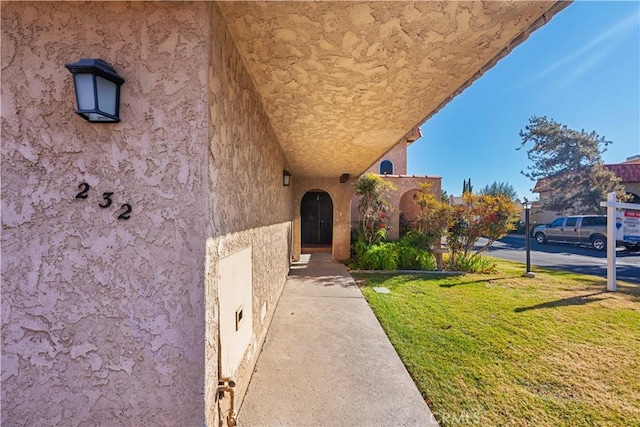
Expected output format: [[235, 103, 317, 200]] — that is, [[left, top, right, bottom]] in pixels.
[[283, 170, 291, 186], [65, 59, 125, 123]]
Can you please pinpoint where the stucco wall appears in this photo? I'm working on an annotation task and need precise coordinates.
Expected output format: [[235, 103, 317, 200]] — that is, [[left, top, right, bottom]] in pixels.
[[217, 1, 566, 178], [292, 177, 355, 262], [354, 140, 443, 240], [350, 176, 441, 241], [386, 176, 442, 240], [205, 5, 294, 425], [365, 141, 408, 176], [1, 2, 209, 425], [625, 182, 640, 197]]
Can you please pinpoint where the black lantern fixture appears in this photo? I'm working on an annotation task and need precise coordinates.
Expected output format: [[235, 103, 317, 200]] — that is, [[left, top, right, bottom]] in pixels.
[[65, 59, 125, 123], [283, 170, 291, 186]]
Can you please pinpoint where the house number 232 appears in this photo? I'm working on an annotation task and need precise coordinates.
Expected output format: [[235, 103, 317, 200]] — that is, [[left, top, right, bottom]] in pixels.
[[75, 182, 132, 220]]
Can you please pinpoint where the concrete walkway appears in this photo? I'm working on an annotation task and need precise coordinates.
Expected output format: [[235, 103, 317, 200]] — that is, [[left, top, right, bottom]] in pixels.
[[237, 253, 438, 426]]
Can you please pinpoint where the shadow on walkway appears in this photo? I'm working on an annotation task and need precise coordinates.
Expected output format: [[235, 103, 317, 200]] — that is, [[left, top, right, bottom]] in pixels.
[[238, 253, 437, 426]]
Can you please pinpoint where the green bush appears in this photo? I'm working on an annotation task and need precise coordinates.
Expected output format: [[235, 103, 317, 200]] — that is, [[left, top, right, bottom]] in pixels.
[[397, 241, 437, 270], [447, 254, 496, 273], [399, 229, 431, 249], [351, 238, 437, 271], [362, 242, 399, 270], [351, 239, 365, 267]]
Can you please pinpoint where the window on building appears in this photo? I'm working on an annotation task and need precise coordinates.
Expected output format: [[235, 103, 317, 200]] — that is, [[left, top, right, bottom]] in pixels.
[[380, 160, 393, 175]]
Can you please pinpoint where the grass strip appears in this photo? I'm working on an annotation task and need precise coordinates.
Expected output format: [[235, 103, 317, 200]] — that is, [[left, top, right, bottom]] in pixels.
[[355, 259, 640, 427]]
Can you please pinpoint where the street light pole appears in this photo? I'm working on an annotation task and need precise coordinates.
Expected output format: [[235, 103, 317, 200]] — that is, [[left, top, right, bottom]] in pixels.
[[522, 200, 535, 278]]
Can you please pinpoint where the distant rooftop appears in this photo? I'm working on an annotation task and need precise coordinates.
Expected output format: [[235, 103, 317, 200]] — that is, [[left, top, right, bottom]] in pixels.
[[604, 154, 640, 182], [605, 162, 640, 183], [624, 154, 640, 164]]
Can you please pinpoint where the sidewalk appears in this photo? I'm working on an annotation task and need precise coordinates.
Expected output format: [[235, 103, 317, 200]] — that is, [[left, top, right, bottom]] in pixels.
[[237, 253, 438, 426]]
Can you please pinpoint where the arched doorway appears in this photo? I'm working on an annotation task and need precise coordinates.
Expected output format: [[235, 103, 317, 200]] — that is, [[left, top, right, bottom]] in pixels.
[[301, 191, 333, 252], [399, 189, 422, 237]]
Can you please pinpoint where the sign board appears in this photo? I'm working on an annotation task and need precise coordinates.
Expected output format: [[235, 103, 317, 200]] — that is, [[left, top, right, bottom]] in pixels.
[[601, 193, 640, 291], [616, 209, 640, 242]]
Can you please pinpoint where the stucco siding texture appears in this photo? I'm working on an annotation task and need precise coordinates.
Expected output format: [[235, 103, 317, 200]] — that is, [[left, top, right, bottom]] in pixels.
[[205, 5, 294, 425], [351, 176, 441, 241], [292, 177, 356, 262], [387, 176, 442, 240], [218, 1, 564, 178], [625, 182, 640, 196], [366, 140, 409, 176], [2, 2, 209, 425]]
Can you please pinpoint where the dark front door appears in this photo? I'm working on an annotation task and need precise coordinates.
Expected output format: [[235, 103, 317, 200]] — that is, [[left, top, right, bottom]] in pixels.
[[301, 191, 333, 245]]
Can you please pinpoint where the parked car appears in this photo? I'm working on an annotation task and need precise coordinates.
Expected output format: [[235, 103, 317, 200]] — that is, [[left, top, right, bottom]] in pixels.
[[532, 215, 634, 251]]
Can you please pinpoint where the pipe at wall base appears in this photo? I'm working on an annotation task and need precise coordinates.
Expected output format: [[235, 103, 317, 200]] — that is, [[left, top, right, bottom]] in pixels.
[[218, 377, 238, 427]]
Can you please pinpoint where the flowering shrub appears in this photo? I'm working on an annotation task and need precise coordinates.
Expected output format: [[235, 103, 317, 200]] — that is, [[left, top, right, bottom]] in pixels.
[[447, 192, 519, 266], [413, 183, 453, 250], [350, 175, 517, 273], [355, 173, 396, 245]]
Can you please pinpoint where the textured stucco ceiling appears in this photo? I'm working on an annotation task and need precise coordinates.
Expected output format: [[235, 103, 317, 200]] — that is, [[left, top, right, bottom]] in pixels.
[[218, 1, 568, 178]]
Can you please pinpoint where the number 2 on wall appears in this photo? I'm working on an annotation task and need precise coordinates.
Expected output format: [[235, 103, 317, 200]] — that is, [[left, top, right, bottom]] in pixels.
[[75, 183, 90, 199], [75, 182, 132, 220], [117, 204, 132, 220]]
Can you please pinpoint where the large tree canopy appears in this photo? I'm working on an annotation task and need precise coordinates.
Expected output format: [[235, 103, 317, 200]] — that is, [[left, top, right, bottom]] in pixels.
[[518, 116, 626, 214], [479, 181, 518, 201]]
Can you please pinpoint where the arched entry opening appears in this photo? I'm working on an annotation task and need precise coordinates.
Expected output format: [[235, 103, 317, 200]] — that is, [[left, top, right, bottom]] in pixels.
[[301, 191, 333, 253], [399, 189, 422, 237]]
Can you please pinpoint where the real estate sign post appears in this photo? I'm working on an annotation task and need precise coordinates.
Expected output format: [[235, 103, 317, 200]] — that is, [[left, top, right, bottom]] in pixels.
[[618, 210, 640, 243], [601, 192, 640, 292]]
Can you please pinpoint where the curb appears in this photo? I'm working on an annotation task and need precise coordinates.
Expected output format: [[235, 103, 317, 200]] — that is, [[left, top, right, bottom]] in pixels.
[[349, 270, 465, 276]]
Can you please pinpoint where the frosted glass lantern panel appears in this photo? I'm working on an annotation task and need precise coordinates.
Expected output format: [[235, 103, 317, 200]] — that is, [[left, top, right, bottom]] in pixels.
[[96, 76, 117, 115], [74, 74, 96, 110]]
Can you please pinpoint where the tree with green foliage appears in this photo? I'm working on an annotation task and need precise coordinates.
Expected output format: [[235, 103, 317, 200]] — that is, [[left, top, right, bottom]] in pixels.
[[518, 116, 627, 213], [354, 173, 396, 245], [441, 189, 449, 203], [462, 178, 473, 194], [479, 181, 518, 201]]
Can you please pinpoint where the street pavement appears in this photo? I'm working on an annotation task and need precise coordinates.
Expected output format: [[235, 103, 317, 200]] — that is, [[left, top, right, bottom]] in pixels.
[[479, 235, 639, 284]]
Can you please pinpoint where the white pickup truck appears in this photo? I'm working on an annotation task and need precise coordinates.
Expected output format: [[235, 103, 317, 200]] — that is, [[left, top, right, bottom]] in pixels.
[[533, 215, 640, 252]]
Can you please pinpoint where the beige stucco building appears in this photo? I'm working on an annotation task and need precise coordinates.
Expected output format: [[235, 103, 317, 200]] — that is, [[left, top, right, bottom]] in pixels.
[[350, 128, 442, 240], [1, 2, 568, 425]]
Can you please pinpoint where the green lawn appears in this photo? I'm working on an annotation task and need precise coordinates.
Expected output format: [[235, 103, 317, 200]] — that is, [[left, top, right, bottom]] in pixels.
[[354, 260, 640, 427]]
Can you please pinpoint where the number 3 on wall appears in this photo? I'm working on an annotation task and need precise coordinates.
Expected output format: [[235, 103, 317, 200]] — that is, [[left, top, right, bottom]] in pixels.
[[75, 182, 132, 220], [99, 192, 113, 208]]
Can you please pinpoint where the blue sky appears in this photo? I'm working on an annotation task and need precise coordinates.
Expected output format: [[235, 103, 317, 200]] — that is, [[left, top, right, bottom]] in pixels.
[[407, 1, 640, 202]]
